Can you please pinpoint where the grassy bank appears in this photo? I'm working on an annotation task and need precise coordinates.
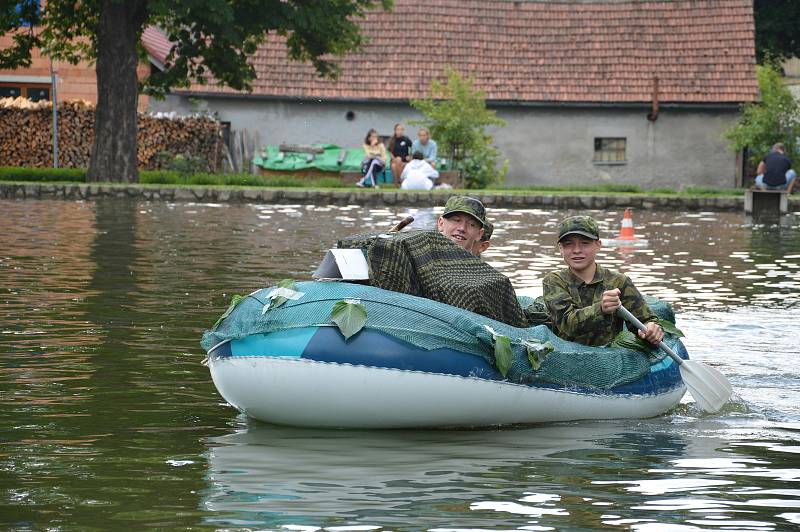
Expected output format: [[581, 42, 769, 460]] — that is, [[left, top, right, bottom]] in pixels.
[[0, 166, 347, 189], [0, 166, 745, 198]]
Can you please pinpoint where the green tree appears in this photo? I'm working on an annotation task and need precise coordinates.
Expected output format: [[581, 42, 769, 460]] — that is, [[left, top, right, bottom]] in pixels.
[[725, 63, 800, 165], [0, 0, 390, 182], [411, 67, 507, 188], [754, 0, 800, 63]]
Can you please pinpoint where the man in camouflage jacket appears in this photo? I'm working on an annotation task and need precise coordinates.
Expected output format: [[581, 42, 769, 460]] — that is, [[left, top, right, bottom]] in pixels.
[[542, 215, 663, 347]]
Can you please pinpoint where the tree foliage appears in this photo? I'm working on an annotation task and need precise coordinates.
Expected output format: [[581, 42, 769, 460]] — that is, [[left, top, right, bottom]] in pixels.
[[725, 63, 800, 165], [754, 0, 800, 63], [1, 0, 390, 91], [0, 0, 391, 181], [411, 67, 507, 188]]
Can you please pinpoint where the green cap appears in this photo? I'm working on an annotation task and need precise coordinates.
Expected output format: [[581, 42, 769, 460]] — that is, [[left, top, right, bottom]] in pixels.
[[557, 215, 600, 242], [442, 196, 487, 228], [481, 221, 494, 242]]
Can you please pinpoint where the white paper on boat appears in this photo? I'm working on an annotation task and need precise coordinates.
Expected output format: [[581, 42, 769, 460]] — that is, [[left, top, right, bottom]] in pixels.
[[312, 249, 370, 280]]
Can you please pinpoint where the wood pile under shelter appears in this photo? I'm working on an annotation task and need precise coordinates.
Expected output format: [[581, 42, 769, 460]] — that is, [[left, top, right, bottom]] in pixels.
[[0, 97, 222, 171]]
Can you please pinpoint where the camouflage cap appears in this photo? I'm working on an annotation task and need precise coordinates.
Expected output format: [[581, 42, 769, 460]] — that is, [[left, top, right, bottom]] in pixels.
[[442, 196, 487, 228], [480, 221, 494, 242], [557, 215, 600, 242]]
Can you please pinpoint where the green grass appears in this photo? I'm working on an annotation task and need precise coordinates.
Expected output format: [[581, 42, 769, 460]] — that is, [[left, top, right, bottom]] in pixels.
[[0, 166, 87, 182], [500, 183, 645, 194], [0, 166, 349, 189], [0, 166, 747, 198]]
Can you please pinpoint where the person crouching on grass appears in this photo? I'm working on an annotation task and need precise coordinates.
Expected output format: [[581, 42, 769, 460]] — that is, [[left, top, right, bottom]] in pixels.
[[542, 215, 663, 347]]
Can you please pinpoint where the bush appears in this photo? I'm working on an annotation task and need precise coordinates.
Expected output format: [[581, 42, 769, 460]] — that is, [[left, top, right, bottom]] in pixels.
[[139, 170, 183, 184], [0, 166, 350, 188], [411, 68, 508, 188], [725, 63, 800, 165], [156, 150, 209, 175], [0, 167, 87, 182], [501, 183, 644, 193], [681, 186, 742, 197]]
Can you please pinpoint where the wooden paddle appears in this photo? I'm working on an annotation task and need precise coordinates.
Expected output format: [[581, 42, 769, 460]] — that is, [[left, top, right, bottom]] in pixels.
[[390, 216, 414, 232], [617, 305, 732, 413]]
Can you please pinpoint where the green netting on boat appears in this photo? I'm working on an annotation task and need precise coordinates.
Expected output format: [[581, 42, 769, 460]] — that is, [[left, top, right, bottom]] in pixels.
[[202, 281, 680, 390], [338, 230, 529, 327]]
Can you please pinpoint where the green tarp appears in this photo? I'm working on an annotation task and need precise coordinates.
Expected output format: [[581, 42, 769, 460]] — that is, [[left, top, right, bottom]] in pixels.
[[253, 144, 364, 173], [252, 143, 451, 174]]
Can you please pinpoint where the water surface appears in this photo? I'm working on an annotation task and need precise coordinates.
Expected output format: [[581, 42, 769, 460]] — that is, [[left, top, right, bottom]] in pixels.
[[1, 199, 798, 530]]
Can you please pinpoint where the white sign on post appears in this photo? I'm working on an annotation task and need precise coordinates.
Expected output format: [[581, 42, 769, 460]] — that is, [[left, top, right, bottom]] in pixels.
[[312, 249, 370, 281]]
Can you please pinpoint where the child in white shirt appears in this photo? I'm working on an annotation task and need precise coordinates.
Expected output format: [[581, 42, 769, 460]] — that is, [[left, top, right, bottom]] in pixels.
[[400, 151, 439, 190]]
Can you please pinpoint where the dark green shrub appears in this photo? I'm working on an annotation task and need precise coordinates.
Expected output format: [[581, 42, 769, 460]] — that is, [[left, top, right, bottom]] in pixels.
[[139, 170, 183, 184], [156, 150, 209, 175], [0, 166, 87, 182]]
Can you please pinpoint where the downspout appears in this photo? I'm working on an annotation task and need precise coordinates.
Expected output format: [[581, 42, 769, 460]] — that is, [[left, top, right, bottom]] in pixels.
[[647, 76, 659, 122]]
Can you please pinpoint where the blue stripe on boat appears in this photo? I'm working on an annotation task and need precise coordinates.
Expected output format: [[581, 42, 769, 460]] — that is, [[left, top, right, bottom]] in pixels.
[[301, 327, 504, 380], [230, 327, 318, 357], [212, 326, 686, 396]]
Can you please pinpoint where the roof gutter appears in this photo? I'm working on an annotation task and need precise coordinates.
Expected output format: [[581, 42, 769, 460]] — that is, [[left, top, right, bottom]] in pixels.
[[171, 90, 747, 110]]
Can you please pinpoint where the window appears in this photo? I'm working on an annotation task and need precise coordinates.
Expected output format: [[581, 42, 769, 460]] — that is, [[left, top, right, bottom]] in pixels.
[[593, 137, 626, 163], [0, 86, 22, 98], [26, 87, 49, 102], [0, 83, 50, 101]]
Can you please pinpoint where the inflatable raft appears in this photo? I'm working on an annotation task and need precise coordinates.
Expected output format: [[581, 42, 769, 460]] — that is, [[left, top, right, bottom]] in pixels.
[[203, 281, 688, 428]]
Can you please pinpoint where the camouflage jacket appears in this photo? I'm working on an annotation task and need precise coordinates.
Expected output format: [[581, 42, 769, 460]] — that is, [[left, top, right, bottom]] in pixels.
[[542, 265, 658, 346]]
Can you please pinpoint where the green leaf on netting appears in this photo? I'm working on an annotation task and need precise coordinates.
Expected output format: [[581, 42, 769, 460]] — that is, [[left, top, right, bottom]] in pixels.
[[658, 318, 685, 338], [330, 299, 367, 340], [213, 294, 244, 330], [524, 339, 553, 370], [610, 329, 652, 352], [494, 334, 513, 377], [269, 278, 297, 310]]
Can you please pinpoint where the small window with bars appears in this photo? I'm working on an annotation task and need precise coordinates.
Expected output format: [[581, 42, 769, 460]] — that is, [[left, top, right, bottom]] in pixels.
[[593, 137, 626, 163]]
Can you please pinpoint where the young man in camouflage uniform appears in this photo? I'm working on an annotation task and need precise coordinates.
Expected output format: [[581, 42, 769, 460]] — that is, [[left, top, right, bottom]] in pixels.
[[542, 215, 663, 347], [437, 196, 486, 253]]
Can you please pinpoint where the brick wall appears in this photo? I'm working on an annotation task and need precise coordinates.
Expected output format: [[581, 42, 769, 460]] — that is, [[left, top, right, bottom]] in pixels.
[[0, 33, 151, 112]]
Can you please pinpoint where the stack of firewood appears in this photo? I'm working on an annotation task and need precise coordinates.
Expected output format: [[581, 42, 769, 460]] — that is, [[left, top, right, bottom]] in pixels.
[[138, 114, 221, 171], [0, 97, 222, 171]]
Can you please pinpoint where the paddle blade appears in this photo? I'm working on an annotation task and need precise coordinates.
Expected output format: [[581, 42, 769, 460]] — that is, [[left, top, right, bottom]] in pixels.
[[679, 360, 733, 413]]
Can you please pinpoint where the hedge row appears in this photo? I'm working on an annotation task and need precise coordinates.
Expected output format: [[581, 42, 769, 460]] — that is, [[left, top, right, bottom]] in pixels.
[[0, 166, 348, 188]]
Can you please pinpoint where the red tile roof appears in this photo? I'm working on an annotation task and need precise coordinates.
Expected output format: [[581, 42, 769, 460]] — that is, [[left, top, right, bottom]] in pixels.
[[142, 26, 173, 67], [182, 0, 758, 104]]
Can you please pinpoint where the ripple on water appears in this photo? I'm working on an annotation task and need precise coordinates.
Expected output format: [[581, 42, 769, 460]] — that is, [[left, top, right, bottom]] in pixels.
[[0, 199, 799, 530]]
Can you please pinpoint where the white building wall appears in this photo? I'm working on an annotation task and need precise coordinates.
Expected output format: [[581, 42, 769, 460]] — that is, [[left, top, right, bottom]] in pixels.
[[150, 95, 741, 188]]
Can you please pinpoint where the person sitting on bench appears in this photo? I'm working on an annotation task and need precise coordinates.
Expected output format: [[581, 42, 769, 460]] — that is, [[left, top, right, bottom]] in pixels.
[[412, 127, 438, 168], [388, 123, 412, 182], [756, 143, 797, 193], [356, 129, 387, 188]]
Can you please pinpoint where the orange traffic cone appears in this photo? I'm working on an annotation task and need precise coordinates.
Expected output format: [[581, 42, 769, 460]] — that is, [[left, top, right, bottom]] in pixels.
[[617, 208, 639, 240]]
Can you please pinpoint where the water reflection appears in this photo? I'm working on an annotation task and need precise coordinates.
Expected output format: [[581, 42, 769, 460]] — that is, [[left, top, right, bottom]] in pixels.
[[1, 199, 799, 529], [202, 420, 799, 530]]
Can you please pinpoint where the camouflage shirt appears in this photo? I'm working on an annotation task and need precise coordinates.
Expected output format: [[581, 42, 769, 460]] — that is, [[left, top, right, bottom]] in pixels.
[[542, 264, 658, 346]]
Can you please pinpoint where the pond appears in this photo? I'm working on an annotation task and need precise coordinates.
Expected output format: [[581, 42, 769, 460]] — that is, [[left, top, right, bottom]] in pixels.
[[1, 199, 799, 531]]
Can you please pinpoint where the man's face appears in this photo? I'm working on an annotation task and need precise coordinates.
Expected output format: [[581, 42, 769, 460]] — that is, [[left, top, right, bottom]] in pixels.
[[438, 213, 484, 252], [419, 130, 429, 144], [557, 235, 601, 274]]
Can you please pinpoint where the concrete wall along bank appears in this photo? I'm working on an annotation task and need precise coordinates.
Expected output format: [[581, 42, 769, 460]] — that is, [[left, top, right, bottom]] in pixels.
[[152, 96, 741, 189], [0, 182, 776, 212]]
